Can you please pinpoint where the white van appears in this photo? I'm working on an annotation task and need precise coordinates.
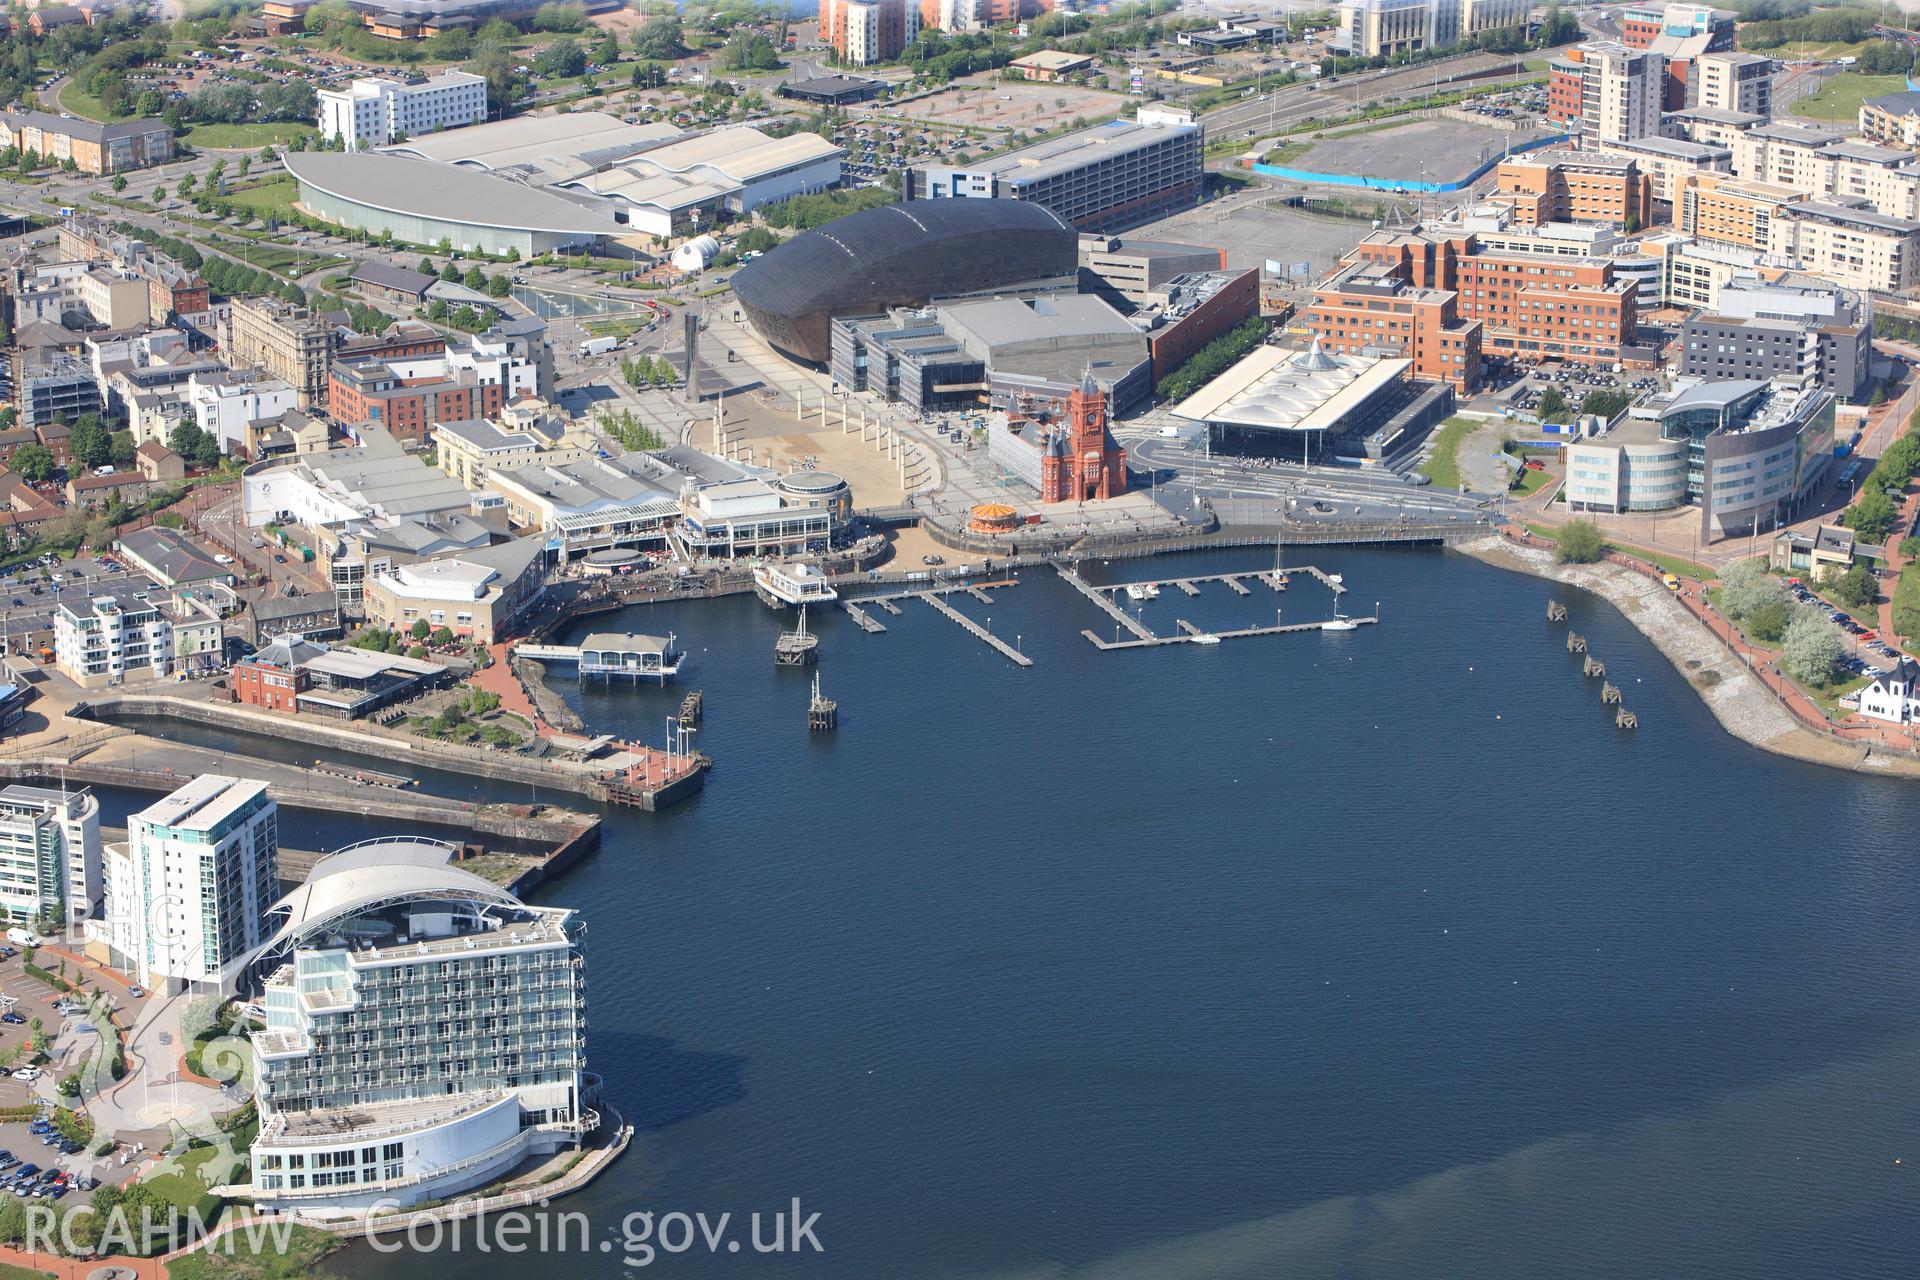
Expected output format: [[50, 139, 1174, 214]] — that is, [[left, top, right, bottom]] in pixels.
[[6, 928, 40, 948]]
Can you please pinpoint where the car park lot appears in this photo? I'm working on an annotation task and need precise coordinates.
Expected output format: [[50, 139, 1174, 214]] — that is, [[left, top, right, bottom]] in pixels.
[[0, 945, 147, 1212], [0, 552, 167, 655]]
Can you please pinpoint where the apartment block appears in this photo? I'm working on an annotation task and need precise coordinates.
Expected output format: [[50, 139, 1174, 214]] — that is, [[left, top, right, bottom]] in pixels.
[[227, 297, 340, 411], [1487, 151, 1653, 230], [1548, 43, 1664, 144], [317, 71, 487, 151], [0, 786, 101, 927], [1678, 174, 1800, 251], [1692, 51, 1772, 115], [1620, 4, 1735, 52], [1681, 272, 1871, 402], [1860, 90, 1920, 150], [1594, 135, 1730, 206], [823, 0, 920, 65], [54, 595, 173, 689], [1773, 200, 1920, 294], [96, 775, 277, 992]]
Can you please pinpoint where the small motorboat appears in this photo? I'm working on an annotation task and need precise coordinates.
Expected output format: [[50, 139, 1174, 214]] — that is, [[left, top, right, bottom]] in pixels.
[[1191, 633, 1221, 645], [1125, 582, 1161, 601]]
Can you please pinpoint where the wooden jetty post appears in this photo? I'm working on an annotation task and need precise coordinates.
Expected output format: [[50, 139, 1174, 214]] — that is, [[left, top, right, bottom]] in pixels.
[[1601, 681, 1621, 705], [1616, 707, 1639, 729], [678, 690, 704, 728], [776, 607, 820, 666], [808, 673, 837, 732], [1547, 600, 1568, 623], [1567, 631, 1587, 654], [1583, 655, 1606, 678]]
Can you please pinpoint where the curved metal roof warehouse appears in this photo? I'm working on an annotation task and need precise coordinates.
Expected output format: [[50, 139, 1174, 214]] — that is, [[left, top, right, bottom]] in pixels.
[[284, 151, 625, 257]]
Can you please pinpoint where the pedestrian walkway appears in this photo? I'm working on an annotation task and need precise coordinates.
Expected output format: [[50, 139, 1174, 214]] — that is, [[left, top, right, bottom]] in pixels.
[[466, 644, 553, 738]]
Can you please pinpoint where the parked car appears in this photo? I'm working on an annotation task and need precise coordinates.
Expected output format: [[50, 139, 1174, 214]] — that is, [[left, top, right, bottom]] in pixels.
[[10, 1067, 39, 1082]]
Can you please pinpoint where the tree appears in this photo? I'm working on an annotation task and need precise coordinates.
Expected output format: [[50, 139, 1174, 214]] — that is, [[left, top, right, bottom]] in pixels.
[[1831, 563, 1880, 611], [462, 266, 487, 290], [108, 430, 136, 469], [1747, 596, 1791, 642], [1720, 559, 1786, 620], [430, 625, 455, 647], [68, 418, 111, 470], [1538, 387, 1570, 422], [1579, 389, 1632, 421], [9, 443, 53, 483], [419, 257, 435, 276], [633, 14, 686, 61], [532, 2, 586, 31], [1782, 608, 1843, 686], [596, 30, 620, 66], [534, 37, 587, 79], [1843, 487, 1899, 543], [486, 274, 511, 297], [717, 32, 780, 72], [1554, 518, 1606, 564], [441, 260, 462, 282], [110, 174, 125, 192], [410, 618, 431, 641]]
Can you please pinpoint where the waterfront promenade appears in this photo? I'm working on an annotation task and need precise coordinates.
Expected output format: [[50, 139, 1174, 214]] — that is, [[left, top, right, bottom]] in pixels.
[[1470, 532, 1920, 777]]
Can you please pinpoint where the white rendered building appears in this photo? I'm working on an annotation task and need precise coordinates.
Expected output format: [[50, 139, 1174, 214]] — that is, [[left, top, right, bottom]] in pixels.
[[0, 786, 102, 927], [54, 595, 173, 689], [243, 839, 591, 1215], [187, 369, 299, 456], [1860, 658, 1920, 724], [95, 776, 278, 993], [318, 72, 487, 152]]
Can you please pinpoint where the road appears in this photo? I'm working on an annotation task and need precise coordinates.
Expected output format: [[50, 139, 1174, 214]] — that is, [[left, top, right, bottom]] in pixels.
[[1198, 50, 1526, 140], [1123, 431, 1492, 528]]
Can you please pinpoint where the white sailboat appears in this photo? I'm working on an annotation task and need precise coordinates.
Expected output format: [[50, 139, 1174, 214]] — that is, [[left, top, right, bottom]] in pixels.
[[1321, 598, 1359, 632]]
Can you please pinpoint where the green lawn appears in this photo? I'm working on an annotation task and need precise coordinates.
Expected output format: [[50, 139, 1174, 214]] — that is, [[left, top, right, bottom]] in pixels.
[[1754, 38, 1884, 61], [218, 175, 300, 219], [1519, 521, 1717, 581], [1510, 464, 1556, 497], [1810, 671, 1872, 716], [141, 1143, 231, 1224], [165, 1222, 342, 1280], [0, 1263, 56, 1280], [1790, 72, 1907, 122], [1424, 416, 1477, 491], [185, 122, 317, 149], [55, 79, 112, 123]]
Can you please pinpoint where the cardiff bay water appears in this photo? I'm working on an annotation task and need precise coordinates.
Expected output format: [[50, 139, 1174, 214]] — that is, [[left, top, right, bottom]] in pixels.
[[178, 546, 1920, 1278]]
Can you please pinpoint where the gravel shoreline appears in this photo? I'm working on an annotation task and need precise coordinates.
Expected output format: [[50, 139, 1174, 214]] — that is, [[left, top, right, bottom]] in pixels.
[[1455, 536, 1920, 780]]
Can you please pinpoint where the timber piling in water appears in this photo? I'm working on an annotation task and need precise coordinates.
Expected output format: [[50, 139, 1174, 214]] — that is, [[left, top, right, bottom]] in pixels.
[[679, 690, 704, 728], [1616, 707, 1639, 729], [1547, 600, 1568, 622], [1567, 631, 1587, 654], [808, 673, 837, 732], [1584, 655, 1606, 679]]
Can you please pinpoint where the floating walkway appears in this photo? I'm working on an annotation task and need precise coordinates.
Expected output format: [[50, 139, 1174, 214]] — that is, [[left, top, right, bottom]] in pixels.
[[843, 600, 887, 633], [1051, 558, 1373, 651], [1085, 612, 1379, 650], [918, 592, 1032, 667]]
